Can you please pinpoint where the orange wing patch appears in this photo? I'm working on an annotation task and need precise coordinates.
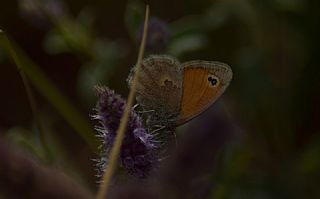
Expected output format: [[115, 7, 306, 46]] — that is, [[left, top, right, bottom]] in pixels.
[[177, 68, 223, 125]]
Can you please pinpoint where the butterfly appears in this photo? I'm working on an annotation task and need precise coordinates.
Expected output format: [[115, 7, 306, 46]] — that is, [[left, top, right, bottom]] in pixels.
[[128, 54, 232, 127]]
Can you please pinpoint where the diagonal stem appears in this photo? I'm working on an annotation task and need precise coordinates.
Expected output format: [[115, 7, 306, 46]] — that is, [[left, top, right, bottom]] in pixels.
[[0, 30, 99, 152], [95, 4, 150, 199]]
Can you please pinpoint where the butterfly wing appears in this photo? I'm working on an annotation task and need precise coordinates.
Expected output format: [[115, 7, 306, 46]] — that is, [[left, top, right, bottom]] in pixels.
[[128, 55, 183, 125], [176, 60, 232, 125]]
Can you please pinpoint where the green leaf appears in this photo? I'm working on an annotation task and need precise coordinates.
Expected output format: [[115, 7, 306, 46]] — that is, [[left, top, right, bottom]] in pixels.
[[0, 30, 98, 152], [168, 33, 207, 56]]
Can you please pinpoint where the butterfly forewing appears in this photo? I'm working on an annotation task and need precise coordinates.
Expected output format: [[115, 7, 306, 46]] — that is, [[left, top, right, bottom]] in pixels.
[[176, 60, 232, 125]]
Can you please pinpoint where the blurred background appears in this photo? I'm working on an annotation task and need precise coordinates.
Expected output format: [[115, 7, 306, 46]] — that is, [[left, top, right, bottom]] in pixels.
[[0, 0, 320, 198]]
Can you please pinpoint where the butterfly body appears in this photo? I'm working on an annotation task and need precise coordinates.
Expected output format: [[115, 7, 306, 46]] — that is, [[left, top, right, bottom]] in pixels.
[[128, 55, 232, 128]]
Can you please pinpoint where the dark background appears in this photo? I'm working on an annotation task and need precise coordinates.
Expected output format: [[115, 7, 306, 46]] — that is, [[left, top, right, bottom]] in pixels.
[[0, 0, 320, 198]]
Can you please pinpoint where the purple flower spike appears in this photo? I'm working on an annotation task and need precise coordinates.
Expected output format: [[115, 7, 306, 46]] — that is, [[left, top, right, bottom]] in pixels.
[[93, 86, 158, 179]]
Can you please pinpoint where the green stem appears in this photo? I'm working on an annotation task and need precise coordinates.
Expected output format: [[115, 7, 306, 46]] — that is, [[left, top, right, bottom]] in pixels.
[[0, 30, 98, 152]]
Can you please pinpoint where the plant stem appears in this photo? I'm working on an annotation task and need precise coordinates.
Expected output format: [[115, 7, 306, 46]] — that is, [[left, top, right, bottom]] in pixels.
[[0, 31, 99, 152], [95, 4, 150, 199]]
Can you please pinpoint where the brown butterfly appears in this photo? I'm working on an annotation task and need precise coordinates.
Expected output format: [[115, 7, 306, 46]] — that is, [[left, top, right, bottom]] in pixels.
[[128, 55, 232, 127]]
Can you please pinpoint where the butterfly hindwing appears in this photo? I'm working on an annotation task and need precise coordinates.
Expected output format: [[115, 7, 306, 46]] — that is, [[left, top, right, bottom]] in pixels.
[[128, 55, 183, 124]]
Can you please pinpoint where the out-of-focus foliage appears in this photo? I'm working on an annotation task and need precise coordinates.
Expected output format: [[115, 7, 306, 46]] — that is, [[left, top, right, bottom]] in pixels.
[[0, 0, 319, 198]]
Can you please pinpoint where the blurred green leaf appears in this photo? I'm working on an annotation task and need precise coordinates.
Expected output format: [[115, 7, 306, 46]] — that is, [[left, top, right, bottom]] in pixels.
[[0, 30, 98, 152], [6, 124, 92, 187], [168, 33, 207, 56], [124, 0, 144, 41], [6, 127, 45, 160], [44, 16, 94, 58], [299, 137, 320, 174], [77, 41, 125, 104]]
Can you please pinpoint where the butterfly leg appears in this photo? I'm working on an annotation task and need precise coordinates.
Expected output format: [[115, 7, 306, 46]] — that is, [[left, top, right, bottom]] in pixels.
[[132, 104, 139, 110], [137, 109, 155, 114], [151, 125, 166, 134]]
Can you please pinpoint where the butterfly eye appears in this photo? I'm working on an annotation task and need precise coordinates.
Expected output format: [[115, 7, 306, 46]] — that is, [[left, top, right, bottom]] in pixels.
[[208, 76, 218, 87]]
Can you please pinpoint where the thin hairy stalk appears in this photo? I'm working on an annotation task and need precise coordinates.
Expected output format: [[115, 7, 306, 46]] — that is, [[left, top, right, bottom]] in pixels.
[[96, 5, 150, 199]]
